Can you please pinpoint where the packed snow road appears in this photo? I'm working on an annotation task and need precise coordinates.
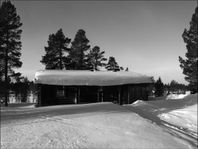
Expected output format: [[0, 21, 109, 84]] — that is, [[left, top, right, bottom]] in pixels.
[[1, 95, 197, 149], [1, 103, 130, 125]]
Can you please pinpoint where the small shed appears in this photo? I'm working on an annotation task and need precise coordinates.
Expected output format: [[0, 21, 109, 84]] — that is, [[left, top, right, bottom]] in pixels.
[[35, 70, 154, 106]]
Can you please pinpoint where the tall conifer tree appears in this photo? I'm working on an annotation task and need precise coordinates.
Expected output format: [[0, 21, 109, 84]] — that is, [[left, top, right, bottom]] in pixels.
[[154, 77, 164, 97], [86, 46, 107, 71], [106, 56, 120, 72], [0, 1, 23, 106], [179, 7, 198, 93], [41, 29, 71, 69], [68, 29, 90, 70]]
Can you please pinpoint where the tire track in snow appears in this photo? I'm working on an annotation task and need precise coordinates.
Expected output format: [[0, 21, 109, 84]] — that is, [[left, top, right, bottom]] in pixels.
[[124, 106, 198, 149]]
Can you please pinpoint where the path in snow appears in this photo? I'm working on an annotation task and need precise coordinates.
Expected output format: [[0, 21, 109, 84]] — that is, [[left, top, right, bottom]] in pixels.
[[1, 102, 194, 149]]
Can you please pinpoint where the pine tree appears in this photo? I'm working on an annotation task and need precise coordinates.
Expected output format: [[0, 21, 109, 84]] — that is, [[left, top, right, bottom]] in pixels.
[[19, 77, 30, 102], [169, 80, 188, 94], [169, 80, 179, 93], [86, 46, 107, 71], [0, 1, 23, 106], [10, 76, 30, 103], [154, 77, 164, 97], [119, 67, 124, 71], [68, 29, 90, 70], [105, 56, 120, 71], [41, 29, 71, 70], [125, 67, 129, 71], [179, 7, 198, 93]]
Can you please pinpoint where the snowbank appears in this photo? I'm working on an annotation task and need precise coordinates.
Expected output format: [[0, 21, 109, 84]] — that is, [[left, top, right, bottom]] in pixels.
[[125, 93, 197, 148], [158, 104, 197, 133], [166, 91, 191, 100], [130, 100, 146, 106]]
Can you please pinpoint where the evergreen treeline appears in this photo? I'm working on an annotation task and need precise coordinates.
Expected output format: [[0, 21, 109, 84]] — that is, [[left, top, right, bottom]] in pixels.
[[10, 77, 30, 103], [154, 77, 164, 97], [154, 77, 188, 97], [41, 29, 127, 71], [0, 73, 36, 103], [164, 80, 188, 94]]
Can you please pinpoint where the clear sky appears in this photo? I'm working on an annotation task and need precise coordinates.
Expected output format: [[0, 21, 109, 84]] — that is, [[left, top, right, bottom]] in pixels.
[[11, 0, 196, 84]]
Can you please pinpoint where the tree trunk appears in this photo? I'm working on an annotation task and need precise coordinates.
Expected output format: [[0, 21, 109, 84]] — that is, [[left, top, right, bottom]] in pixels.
[[59, 45, 63, 70], [4, 31, 8, 106]]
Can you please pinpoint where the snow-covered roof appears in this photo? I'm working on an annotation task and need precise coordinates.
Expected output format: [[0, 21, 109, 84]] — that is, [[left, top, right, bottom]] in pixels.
[[35, 70, 153, 86]]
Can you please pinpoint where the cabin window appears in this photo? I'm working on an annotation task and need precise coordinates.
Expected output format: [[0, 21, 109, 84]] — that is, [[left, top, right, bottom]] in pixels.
[[56, 86, 65, 98]]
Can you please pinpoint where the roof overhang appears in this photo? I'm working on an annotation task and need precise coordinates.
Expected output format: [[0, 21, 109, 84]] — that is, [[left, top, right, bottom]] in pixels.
[[35, 70, 154, 86]]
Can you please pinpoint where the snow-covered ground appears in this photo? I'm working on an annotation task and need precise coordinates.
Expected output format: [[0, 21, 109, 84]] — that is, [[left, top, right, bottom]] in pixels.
[[1, 93, 197, 149], [126, 93, 197, 148], [166, 91, 191, 100], [159, 104, 197, 133]]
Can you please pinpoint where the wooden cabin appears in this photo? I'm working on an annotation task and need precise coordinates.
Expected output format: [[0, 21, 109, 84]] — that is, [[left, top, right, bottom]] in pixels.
[[35, 70, 154, 106]]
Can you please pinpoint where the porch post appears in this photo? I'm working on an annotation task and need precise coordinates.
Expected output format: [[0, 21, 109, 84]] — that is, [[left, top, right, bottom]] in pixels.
[[97, 87, 100, 102], [77, 87, 80, 104], [127, 86, 130, 104], [118, 86, 121, 105], [37, 84, 42, 107], [75, 87, 77, 104], [101, 87, 103, 102]]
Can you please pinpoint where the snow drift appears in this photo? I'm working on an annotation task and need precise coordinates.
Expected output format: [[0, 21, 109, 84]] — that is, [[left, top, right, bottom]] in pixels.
[[166, 91, 191, 100]]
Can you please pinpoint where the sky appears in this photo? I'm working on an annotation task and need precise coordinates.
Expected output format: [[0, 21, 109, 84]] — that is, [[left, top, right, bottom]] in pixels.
[[9, 0, 196, 84]]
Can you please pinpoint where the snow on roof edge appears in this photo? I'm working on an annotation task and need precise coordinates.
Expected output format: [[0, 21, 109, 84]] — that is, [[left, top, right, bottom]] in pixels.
[[35, 70, 154, 86]]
